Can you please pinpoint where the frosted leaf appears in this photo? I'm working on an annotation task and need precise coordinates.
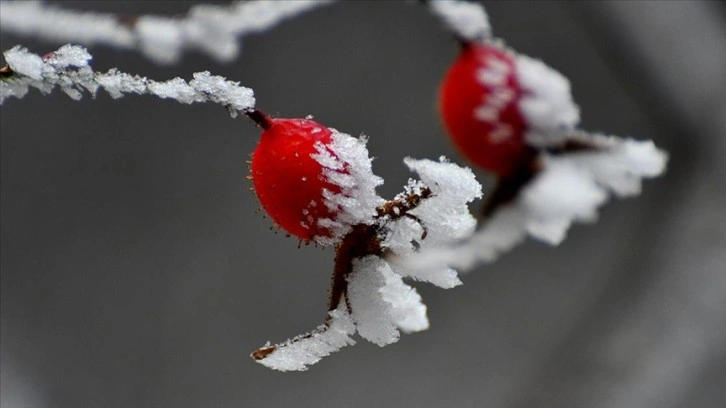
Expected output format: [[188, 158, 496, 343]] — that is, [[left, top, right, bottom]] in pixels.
[[378, 260, 429, 334], [0, 0, 335, 64], [1, 44, 255, 114], [515, 54, 580, 146], [428, 0, 491, 42], [557, 133, 668, 197], [252, 300, 356, 372], [311, 131, 385, 246], [399, 134, 667, 272], [405, 157, 481, 245], [520, 158, 608, 244], [383, 157, 481, 288], [347, 256, 428, 346]]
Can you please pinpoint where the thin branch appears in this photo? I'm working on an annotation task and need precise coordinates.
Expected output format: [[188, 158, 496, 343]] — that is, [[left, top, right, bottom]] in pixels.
[[426, 0, 492, 43], [0, 0, 336, 64], [0, 44, 255, 116]]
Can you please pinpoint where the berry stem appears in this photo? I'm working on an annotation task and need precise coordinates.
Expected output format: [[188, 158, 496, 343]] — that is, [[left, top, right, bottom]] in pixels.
[[245, 109, 273, 130], [0, 65, 14, 78], [480, 147, 539, 219], [328, 224, 380, 312]]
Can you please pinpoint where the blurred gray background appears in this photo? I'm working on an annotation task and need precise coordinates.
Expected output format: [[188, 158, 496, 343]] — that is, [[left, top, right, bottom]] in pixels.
[[2, 1, 725, 407]]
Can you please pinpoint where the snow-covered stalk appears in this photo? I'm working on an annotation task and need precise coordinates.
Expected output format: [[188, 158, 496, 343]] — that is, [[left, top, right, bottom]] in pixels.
[[0, 0, 336, 64], [0, 45, 255, 116]]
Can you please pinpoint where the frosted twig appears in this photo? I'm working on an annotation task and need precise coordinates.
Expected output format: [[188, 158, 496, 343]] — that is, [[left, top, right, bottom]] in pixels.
[[0, 0, 336, 64], [0, 44, 255, 117], [252, 300, 356, 372], [427, 0, 491, 43]]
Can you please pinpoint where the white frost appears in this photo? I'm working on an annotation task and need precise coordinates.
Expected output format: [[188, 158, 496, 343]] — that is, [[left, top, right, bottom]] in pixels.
[[515, 53, 580, 146], [399, 134, 667, 272], [0, 0, 335, 64], [347, 256, 428, 346], [474, 49, 518, 143], [253, 300, 356, 372], [1, 45, 255, 115], [383, 157, 481, 288], [312, 131, 385, 246], [428, 0, 491, 42]]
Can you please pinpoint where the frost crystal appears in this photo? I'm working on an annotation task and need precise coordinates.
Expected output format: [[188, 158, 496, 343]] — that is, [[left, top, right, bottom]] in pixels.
[[400, 134, 667, 272], [252, 301, 356, 372], [428, 0, 491, 42], [385, 157, 481, 288], [312, 131, 385, 246], [347, 256, 429, 346], [0, 0, 335, 64], [1, 45, 255, 115], [515, 54, 580, 146]]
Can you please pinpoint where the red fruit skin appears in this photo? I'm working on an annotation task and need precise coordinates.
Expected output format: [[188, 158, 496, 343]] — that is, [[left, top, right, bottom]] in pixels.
[[439, 43, 529, 177], [251, 118, 341, 241]]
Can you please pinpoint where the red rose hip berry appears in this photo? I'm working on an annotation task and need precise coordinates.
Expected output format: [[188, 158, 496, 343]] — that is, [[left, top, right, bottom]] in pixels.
[[440, 42, 580, 177], [248, 110, 342, 241], [440, 43, 528, 177]]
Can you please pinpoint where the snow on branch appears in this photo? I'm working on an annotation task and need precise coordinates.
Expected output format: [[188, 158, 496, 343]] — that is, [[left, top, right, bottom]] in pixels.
[[0, 44, 255, 116], [427, 0, 491, 43], [0, 0, 335, 64], [397, 134, 668, 273], [252, 300, 356, 372]]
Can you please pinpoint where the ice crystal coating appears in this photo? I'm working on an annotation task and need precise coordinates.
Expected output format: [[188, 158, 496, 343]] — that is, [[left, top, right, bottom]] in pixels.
[[428, 0, 491, 42], [473, 47, 518, 143], [0, 45, 255, 115], [312, 131, 386, 246], [347, 256, 429, 346], [399, 134, 667, 272], [0, 0, 335, 64], [514, 54, 580, 146], [384, 157, 481, 288], [252, 301, 356, 372]]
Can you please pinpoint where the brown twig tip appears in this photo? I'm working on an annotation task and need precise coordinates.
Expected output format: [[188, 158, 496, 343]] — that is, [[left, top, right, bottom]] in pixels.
[[376, 187, 433, 219], [0, 65, 14, 78], [245, 109, 273, 130], [252, 346, 277, 360]]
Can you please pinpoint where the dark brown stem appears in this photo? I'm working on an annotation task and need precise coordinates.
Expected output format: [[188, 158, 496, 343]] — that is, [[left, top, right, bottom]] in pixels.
[[546, 138, 602, 155], [245, 109, 273, 130], [327, 186, 435, 311], [481, 148, 539, 219], [0, 65, 14, 78], [376, 187, 433, 218], [328, 224, 381, 312]]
